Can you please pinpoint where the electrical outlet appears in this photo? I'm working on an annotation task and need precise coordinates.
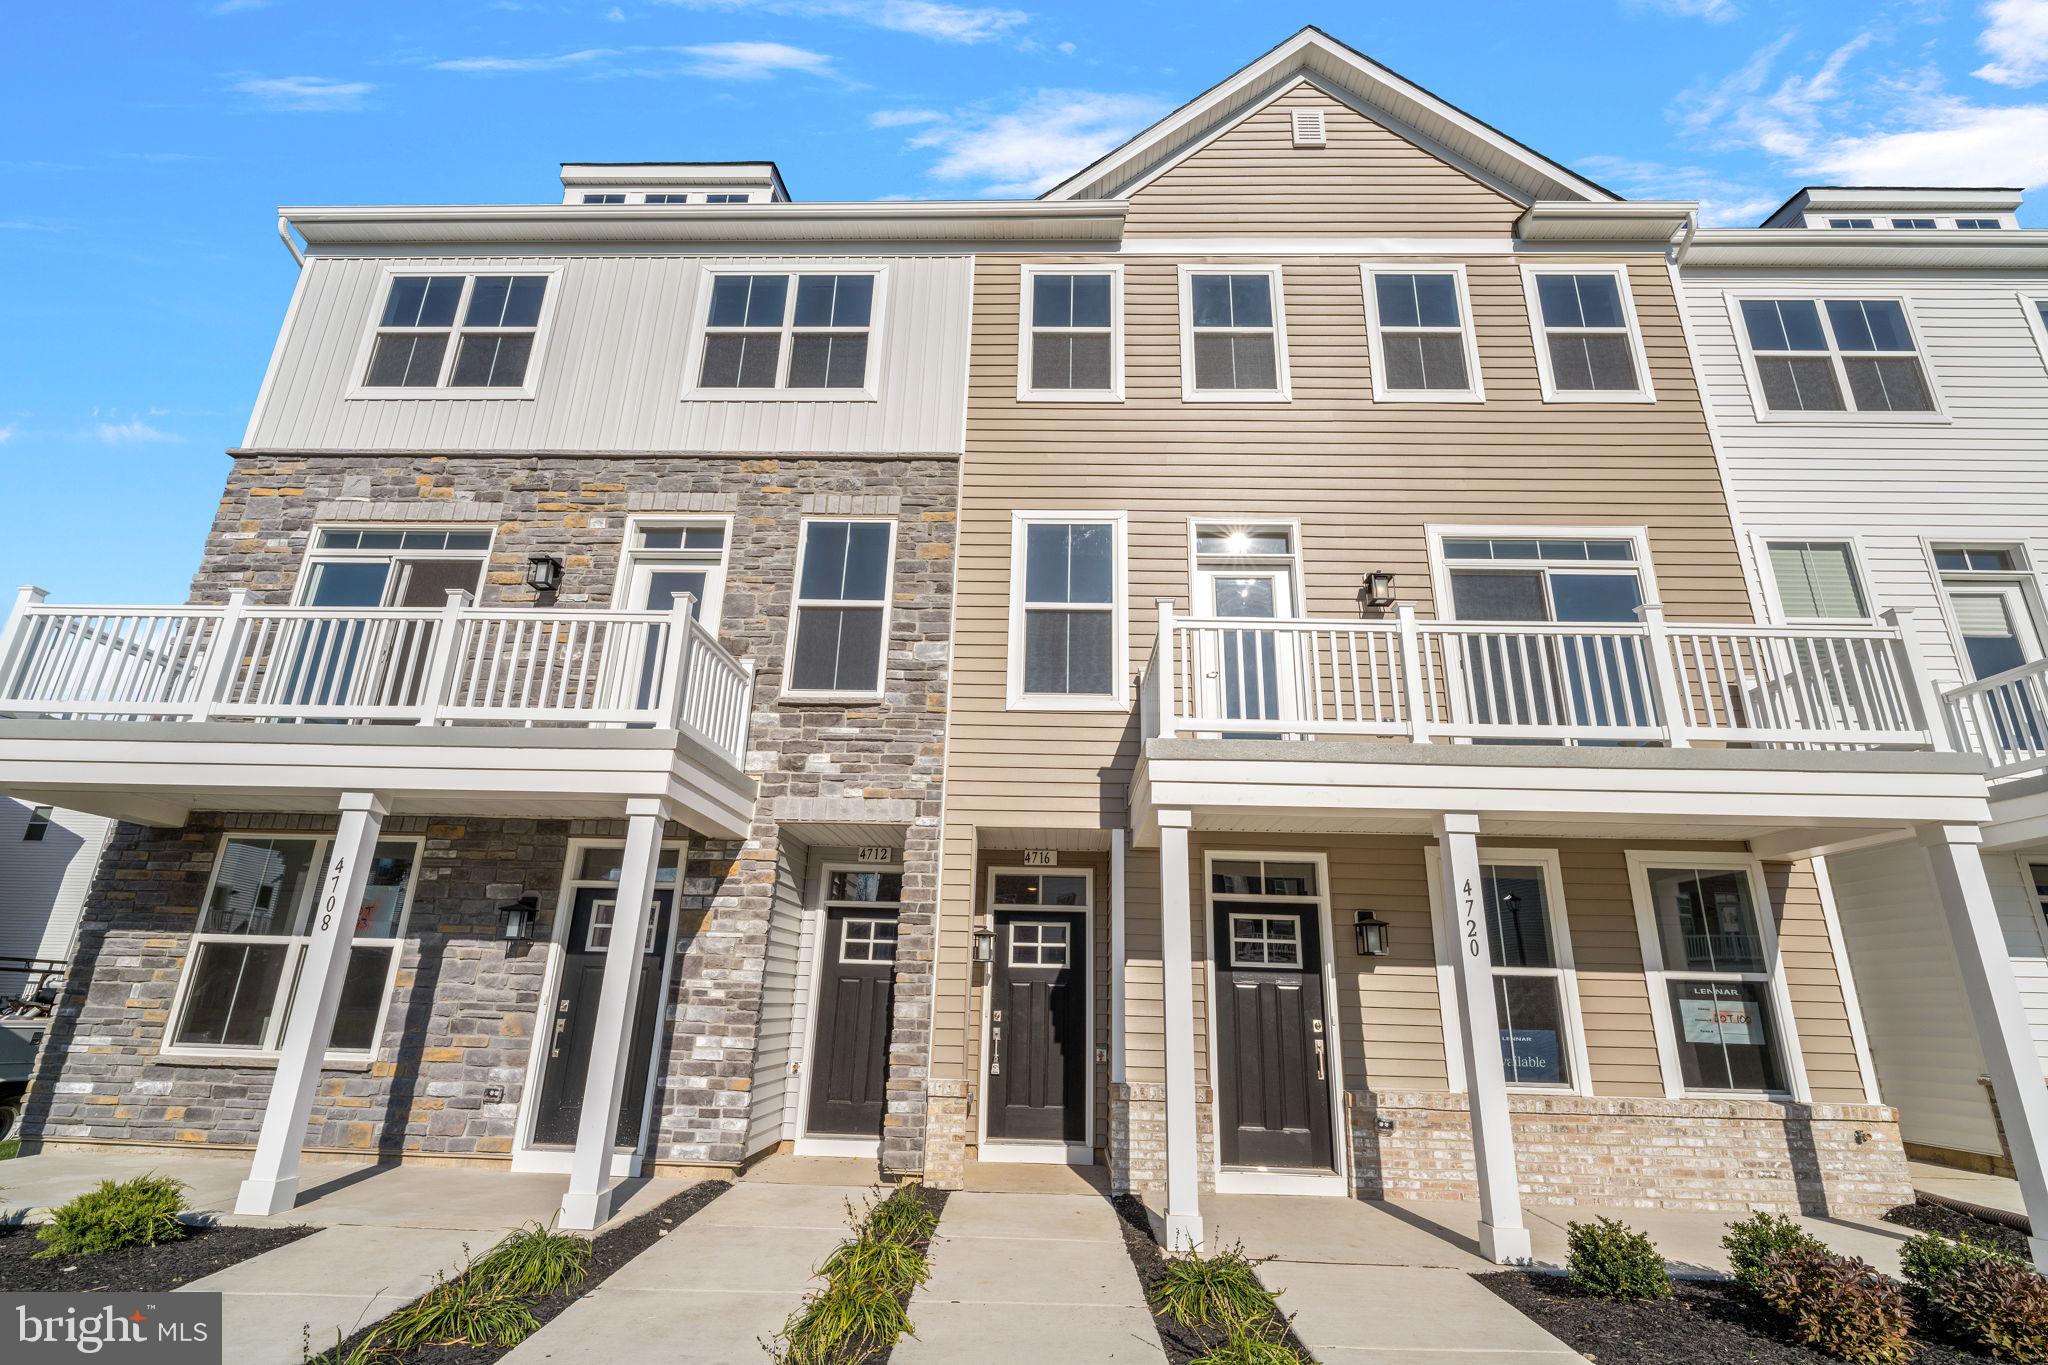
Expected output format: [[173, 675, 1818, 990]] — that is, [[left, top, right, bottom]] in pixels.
[[484, 1085, 505, 1102]]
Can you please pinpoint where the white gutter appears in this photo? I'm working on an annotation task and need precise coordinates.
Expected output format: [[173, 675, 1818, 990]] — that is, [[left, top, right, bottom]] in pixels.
[[276, 214, 304, 267], [1684, 227, 2048, 269]]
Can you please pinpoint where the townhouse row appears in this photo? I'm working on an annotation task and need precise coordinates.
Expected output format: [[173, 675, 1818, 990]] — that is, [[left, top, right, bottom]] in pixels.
[[7, 28, 2048, 1265]]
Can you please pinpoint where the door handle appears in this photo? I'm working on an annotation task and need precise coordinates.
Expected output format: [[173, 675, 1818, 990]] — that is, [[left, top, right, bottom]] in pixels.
[[1313, 1037, 1326, 1082], [990, 1024, 1002, 1076]]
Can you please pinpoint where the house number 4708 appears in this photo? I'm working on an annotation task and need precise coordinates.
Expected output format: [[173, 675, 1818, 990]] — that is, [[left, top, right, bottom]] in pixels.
[[320, 855, 347, 933], [1462, 878, 1480, 958]]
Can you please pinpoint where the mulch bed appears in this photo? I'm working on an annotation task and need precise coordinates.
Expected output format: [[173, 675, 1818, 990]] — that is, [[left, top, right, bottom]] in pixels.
[[311, 1179, 729, 1365], [1884, 1199, 2033, 1261], [1110, 1193, 1316, 1365], [1479, 1270, 1998, 1365], [0, 1218, 315, 1293]]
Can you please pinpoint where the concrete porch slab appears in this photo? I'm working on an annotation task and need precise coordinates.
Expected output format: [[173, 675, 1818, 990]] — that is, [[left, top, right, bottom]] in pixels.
[[1909, 1159, 2027, 1215]]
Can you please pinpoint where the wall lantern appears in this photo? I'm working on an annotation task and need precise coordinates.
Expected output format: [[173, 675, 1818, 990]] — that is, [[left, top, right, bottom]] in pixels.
[[1362, 570, 1397, 610], [498, 894, 540, 942], [972, 924, 997, 963], [525, 554, 565, 593], [1352, 909, 1391, 958]]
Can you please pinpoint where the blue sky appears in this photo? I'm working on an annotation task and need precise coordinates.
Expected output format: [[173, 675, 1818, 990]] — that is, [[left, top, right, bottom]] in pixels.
[[5, 0, 2047, 604]]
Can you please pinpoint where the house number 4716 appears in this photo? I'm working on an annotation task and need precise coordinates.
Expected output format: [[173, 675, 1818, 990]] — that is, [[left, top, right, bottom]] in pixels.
[[1462, 878, 1480, 958]]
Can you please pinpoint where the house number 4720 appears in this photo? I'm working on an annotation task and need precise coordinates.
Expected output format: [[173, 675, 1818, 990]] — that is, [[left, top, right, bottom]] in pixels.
[[1462, 878, 1480, 957]]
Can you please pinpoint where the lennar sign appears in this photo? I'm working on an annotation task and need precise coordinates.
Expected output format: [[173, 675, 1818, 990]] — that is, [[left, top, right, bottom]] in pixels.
[[4, 1294, 220, 1364]]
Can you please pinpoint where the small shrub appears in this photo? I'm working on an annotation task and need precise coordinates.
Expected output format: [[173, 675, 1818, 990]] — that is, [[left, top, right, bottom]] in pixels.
[[34, 1175, 189, 1260], [1756, 1245, 1912, 1365], [1150, 1242, 1282, 1330], [1724, 1211, 1826, 1298], [863, 1184, 938, 1246], [1189, 1309, 1307, 1365], [300, 1326, 391, 1364], [818, 1230, 931, 1299], [471, 1221, 591, 1298], [768, 1275, 913, 1365], [1901, 1232, 2048, 1362], [1563, 1217, 1671, 1301], [380, 1263, 539, 1350]]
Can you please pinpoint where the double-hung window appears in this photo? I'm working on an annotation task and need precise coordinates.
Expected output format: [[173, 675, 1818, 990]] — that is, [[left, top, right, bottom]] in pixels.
[[1632, 857, 1797, 1096], [361, 273, 551, 393], [786, 519, 894, 698], [1765, 540, 1869, 622], [1522, 266, 1652, 400], [1180, 267, 1289, 400], [1892, 218, 1937, 230], [1361, 266, 1483, 400], [1019, 266, 1121, 400], [1482, 862, 1582, 1088], [1009, 513, 1125, 708], [167, 835, 419, 1060], [695, 271, 878, 394], [1735, 297, 1937, 415]]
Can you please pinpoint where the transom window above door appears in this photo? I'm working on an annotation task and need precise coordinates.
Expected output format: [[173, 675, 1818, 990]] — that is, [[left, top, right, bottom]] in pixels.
[[1521, 267, 1652, 400], [694, 271, 878, 394], [1736, 297, 1936, 415], [360, 273, 552, 393], [1361, 267, 1483, 401], [991, 872, 1090, 907], [1439, 535, 1646, 624], [1180, 267, 1289, 400], [1021, 267, 1121, 400], [1210, 858, 1317, 897]]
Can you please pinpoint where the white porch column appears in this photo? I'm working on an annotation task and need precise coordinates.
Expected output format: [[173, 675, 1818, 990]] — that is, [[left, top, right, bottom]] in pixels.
[[1158, 809, 1203, 1251], [235, 791, 387, 1216], [1919, 824, 2048, 1269], [559, 797, 668, 1232], [1435, 812, 1531, 1264]]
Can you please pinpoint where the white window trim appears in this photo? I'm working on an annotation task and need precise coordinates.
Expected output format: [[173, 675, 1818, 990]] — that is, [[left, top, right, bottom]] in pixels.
[[1017, 263, 1125, 403], [2021, 293, 2048, 376], [1626, 851, 1811, 1103], [157, 833, 425, 1067], [1423, 523, 1663, 625], [294, 523, 497, 607], [1721, 290, 1949, 425], [1199, 849, 1348, 1187], [1756, 531, 1878, 625], [680, 263, 889, 402], [1176, 263, 1293, 403], [1427, 847, 1593, 1097], [1923, 538, 2048, 685], [1518, 263, 1656, 404], [781, 515, 898, 703], [1358, 263, 1486, 403], [346, 266, 562, 401], [611, 514, 736, 633], [1006, 510, 1130, 712], [975, 864, 1095, 1164]]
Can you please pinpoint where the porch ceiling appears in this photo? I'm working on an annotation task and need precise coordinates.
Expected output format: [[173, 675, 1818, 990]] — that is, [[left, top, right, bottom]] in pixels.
[[1130, 738, 1991, 857], [0, 719, 757, 837]]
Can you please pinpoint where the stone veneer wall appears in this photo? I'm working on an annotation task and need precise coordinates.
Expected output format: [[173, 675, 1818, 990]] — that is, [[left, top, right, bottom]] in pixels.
[[26, 452, 957, 1173], [1350, 1090, 1914, 1216]]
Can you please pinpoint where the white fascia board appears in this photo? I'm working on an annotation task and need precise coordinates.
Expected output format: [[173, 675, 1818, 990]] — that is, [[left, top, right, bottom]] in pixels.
[[1518, 201, 1695, 244], [1683, 229, 2048, 269], [1801, 188, 2025, 215]]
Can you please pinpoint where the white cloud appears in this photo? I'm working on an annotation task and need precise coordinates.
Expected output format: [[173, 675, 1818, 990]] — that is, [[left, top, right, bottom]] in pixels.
[[433, 49, 619, 73], [902, 89, 1168, 195], [1625, 0, 1739, 20], [230, 75, 374, 111], [94, 420, 183, 446], [1976, 0, 2048, 87], [1575, 154, 1782, 226], [663, 0, 1027, 44], [1675, 31, 1876, 161], [679, 41, 836, 79], [0, 424, 15, 445], [606, 3, 626, 16], [1806, 97, 2048, 186], [870, 107, 945, 127]]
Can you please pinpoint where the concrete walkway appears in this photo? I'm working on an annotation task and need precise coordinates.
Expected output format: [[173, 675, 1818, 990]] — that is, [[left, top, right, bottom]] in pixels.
[[501, 1179, 864, 1365], [894, 1191, 1165, 1364], [1909, 1158, 2029, 1216]]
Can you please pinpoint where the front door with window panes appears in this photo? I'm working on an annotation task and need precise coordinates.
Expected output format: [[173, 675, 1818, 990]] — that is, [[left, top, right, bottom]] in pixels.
[[1940, 547, 2045, 753], [1646, 865, 1786, 1093], [532, 846, 679, 1149], [1442, 536, 1649, 739], [985, 873, 1088, 1146], [1194, 526, 1301, 734], [620, 522, 728, 712], [806, 868, 901, 1139]]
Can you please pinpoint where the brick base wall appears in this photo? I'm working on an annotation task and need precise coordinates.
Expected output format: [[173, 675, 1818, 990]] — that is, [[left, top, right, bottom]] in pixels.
[[1352, 1090, 1913, 1216], [922, 1078, 971, 1189], [1108, 1082, 1218, 1198]]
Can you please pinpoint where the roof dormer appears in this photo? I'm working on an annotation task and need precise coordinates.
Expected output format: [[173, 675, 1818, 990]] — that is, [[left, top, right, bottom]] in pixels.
[[1759, 186, 2023, 231], [558, 162, 790, 206]]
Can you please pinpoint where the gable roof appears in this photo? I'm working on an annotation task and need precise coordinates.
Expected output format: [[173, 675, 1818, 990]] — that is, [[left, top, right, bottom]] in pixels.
[[1041, 26, 1618, 206]]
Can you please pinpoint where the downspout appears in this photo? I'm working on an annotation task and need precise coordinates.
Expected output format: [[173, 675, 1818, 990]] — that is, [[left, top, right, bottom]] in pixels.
[[276, 214, 304, 267]]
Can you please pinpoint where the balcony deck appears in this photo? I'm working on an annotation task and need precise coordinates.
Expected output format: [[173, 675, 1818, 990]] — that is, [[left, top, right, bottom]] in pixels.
[[0, 589, 759, 835]]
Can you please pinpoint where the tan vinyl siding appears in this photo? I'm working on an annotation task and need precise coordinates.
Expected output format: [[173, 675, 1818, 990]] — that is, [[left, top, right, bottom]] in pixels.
[[1121, 82, 1524, 239], [1558, 844, 1664, 1096], [1766, 859, 1870, 1105]]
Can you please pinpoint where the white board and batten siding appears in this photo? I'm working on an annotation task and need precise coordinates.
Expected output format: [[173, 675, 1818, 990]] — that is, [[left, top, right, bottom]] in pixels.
[[0, 800, 114, 998], [1683, 265, 2048, 1154], [244, 252, 973, 455], [748, 833, 815, 1156]]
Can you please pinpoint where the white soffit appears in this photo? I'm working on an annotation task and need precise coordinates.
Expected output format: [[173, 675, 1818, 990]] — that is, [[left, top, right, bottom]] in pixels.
[[1518, 201, 1695, 244], [1683, 228, 2048, 268]]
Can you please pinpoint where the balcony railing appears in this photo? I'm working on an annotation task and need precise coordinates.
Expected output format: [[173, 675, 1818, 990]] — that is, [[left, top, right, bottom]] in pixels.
[[1141, 601, 1947, 751], [1945, 658, 2048, 779], [0, 587, 757, 770]]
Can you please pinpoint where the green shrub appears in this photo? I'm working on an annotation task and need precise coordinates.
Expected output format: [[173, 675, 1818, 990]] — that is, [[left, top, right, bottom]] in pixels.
[[34, 1175, 189, 1260], [380, 1263, 538, 1350], [1901, 1232, 2048, 1362], [818, 1229, 931, 1299], [300, 1326, 390, 1365], [768, 1275, 913, 1365], [863, 1184, 938, 1246], [471, 1221, 591, 1298], [1150, 1242, 1282, 1330], [1723, 1212, 1826, 1298], [1563, 1217, 1671, 1301], [1188, 1310, 1307, 1365], [1756, 1245, 1912, 1365]]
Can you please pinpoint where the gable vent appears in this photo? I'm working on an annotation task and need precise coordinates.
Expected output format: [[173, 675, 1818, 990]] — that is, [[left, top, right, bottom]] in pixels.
[[1290, 108, 1327, 147]]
